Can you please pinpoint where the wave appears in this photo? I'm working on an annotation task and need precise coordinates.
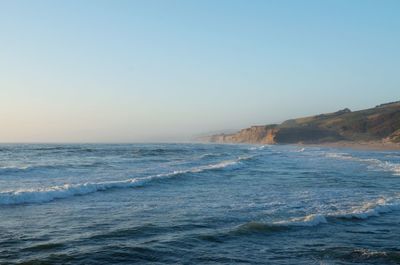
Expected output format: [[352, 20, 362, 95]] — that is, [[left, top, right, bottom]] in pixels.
[[347, 248, 400, 260], [0, 161, 105, 173], [0, 157, 249, 206], [198, 153, 225, 159], [0, 146, 95, 154], [23, 242, 65, 251], [334, 198, 400, 220], [273, 214, 328, 227], [289, 147, 306, 153], [226, 214, 327, 237], [229, 196, 400, 235], [329, 248, 400, 263], [131, 147, 192, 157], [231, 221, 289, 235], [293, 197, 400, 225], [1, 145, 196, 157], [249, 145, 269, 151], [312, 247, 400, 264], [326, 152, 400, 176], [0, 165, 31, 171]]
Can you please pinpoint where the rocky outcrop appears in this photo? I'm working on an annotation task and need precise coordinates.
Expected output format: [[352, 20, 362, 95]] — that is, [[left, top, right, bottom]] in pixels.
[[204, 101, 400, 145]]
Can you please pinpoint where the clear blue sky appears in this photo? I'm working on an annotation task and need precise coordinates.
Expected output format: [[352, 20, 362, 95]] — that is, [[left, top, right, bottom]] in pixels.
[[1, 0, 399, 142]]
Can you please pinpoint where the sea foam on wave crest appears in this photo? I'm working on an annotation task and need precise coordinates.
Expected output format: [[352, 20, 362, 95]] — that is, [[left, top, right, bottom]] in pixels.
[[0, 165, 31, 171], [334, 197, 400, 220], [296, 197, 400, 225], [273, 214, 328, 227], [326, 152, 400, 176], [0, 157, 249, 205], [304, 197, 400, 224], [0, 179, 144, 205], [0, 161, 104, 173], [237, 196, 400, 233], [249, 145, 265, 150], [229, 214, 328, 236]]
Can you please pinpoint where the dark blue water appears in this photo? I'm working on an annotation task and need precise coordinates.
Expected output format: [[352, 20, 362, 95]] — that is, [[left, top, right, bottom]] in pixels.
[[0, 143, 399, 264]]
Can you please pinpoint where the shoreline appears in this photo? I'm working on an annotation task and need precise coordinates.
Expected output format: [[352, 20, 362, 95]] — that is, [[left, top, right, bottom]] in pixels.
[[297, 140, 400, 151], [199, 140, 400, 151]]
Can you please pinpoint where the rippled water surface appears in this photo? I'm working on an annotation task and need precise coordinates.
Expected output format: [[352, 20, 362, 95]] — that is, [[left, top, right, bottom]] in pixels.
[[1, 143, 400, 264]]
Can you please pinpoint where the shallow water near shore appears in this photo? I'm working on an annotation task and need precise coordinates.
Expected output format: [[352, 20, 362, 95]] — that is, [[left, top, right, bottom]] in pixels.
[[1, 143, 400, 264]]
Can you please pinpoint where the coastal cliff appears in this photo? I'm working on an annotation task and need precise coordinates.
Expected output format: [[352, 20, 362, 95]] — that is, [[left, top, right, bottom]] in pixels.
[[204, 101, 400, 145]]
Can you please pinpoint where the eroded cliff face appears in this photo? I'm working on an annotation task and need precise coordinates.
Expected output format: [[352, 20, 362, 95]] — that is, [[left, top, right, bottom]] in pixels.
[[204, 101, 400, 145], [207, 126, 343, 144], [208, 126, 278, 144]]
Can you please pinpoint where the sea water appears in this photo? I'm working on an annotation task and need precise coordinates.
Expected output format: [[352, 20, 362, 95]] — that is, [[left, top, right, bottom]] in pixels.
[[0, 143, 399, 264]]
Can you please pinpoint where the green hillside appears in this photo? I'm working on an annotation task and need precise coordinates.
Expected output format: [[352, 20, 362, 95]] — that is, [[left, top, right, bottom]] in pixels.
[[207, 101, 400, 144]]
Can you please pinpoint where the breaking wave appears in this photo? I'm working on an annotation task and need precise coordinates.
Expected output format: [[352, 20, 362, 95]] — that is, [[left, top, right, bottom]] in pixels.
[[198, 153, 225, 159], [249, 145, 270, 151], [334, 197, 400, 220], [0, 162, 104, 173], [0, 157, 250, 206], [297, 197, 400, 225], [273, 214, 328, 227], [230, 196, 400, 235], [231, 222, 289, 235], [326, 152, 400, 176], [230, 214, 328, 235]]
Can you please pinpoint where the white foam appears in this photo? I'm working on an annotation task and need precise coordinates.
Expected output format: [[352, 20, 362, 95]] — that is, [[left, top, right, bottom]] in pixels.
[[0, 161, 103, 172], [291, 147, 305, 153], [372, 161, 400, 176], [334, 198, 400, 220], [0, 179, 144, 205], [326, 152, 400, 176], [198, 153, 220, 159], [352, 248, 390, 258], [325, 152, 354, 160], [0, 165, 31, 170], [270, 197, 400, 227], [0, 157, 247, 206], [249, 145, 268, 151], [274, 214, 328, 227]]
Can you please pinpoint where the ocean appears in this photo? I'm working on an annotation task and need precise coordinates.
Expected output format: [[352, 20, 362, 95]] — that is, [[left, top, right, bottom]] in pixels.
[[0, 143, 399, 264]]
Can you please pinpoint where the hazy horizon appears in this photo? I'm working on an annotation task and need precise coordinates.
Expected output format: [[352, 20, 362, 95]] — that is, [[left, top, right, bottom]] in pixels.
[[1, 0, 399, 143]]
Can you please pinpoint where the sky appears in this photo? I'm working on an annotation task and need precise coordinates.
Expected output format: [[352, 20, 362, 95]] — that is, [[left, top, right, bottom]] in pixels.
[[0, 0, 399, 143]]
